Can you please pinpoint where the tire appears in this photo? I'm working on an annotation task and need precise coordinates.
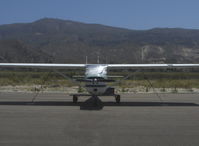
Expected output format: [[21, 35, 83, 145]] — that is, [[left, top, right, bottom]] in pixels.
[[73, 95, 78, 103], [115, 95, 120, 103]]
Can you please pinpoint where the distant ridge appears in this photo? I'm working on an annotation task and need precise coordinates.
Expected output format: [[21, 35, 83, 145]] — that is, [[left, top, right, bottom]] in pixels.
[[0, 18, 199, 63]]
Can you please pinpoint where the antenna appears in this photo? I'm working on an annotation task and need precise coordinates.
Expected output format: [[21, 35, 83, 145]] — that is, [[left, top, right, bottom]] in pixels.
[[105, 56, 107, 64], [97, 56, 100, 64], [85, 56, 88, 64], [141, 47, 144, 63]]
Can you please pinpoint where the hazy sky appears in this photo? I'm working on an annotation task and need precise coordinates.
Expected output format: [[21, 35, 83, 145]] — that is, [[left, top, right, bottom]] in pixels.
[[0, 0, 199, 30]]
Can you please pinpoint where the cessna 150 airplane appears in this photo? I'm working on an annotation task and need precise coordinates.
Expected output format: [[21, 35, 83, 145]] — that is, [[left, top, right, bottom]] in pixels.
[[0, 63, 199, 103]]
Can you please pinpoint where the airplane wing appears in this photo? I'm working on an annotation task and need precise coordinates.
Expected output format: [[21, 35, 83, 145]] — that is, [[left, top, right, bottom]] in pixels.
[[107, 64, 199, 69], [0, 63, 86, 69], [0, 63, 199, 69]]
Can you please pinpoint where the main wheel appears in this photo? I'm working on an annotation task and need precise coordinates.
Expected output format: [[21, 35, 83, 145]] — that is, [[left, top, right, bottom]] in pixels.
[[73, 95, 78, 103], [115, 95, 120, 103]]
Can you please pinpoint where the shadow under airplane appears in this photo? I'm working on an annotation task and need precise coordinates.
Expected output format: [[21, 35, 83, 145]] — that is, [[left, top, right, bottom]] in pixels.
[[0, 96, 198, 110]]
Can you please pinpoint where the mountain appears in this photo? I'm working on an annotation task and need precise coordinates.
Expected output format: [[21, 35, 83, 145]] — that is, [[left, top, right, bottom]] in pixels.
[[0, 18, 199, 63]]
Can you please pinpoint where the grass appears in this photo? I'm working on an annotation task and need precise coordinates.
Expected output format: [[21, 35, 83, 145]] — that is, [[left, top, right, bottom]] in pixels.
[[118, 79, 199, 89], [0, 70, 199, 89], [0, 71, 75, 86]]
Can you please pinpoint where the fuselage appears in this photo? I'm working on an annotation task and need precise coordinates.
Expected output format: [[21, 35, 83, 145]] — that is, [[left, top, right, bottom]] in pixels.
[[84, 65, 109, 96]]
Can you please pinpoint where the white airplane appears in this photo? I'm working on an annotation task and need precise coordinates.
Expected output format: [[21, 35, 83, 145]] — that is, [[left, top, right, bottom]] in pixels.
[[0, 63, 199, 103]]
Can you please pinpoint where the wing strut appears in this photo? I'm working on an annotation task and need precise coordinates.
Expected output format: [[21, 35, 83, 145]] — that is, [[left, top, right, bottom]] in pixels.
[[142, 72, 163, 102]]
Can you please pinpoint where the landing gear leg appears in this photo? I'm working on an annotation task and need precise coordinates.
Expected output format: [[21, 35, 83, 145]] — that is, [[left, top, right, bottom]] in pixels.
[[73, 95, 78, 103], [115, 95, 120, 103]]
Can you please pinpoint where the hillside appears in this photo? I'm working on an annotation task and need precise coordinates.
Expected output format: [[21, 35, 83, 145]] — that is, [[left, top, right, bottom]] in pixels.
[[0, 18, 199, 63]]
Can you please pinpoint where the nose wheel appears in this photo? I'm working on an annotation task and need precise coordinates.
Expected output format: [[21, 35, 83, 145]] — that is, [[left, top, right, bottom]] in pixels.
[[73, 95, 78, 103], [115, 95, 120, 103]]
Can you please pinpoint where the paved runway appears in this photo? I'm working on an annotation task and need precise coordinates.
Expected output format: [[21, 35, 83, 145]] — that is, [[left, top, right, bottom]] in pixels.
[[0, 92, 199, 146]]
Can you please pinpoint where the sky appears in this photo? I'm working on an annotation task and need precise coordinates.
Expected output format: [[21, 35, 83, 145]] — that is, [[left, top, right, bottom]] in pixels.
[[0, 0, 199, 30]]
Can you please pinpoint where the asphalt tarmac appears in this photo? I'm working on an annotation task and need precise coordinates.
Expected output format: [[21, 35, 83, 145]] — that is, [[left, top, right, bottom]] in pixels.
[[0, 92, 199, 146]]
